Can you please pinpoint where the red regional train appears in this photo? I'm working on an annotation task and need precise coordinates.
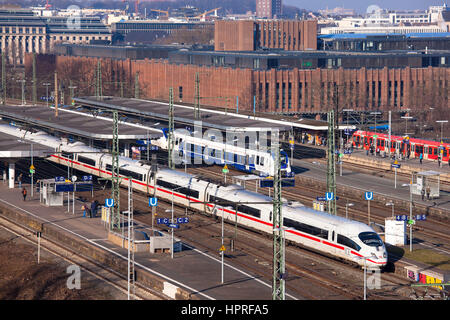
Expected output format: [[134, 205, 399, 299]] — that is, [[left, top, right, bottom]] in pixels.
[[351, 130, 450, 162]]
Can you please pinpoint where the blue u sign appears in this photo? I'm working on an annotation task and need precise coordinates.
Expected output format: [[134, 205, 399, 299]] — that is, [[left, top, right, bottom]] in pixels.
[[105, 198, 114, 208], [365, 192, 374, 201], [325, 192, 334, 201], [149, 197, 158, 207]]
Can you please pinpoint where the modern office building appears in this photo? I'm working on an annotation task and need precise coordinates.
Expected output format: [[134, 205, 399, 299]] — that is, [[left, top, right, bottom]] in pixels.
[[256, 0, 283, 19]]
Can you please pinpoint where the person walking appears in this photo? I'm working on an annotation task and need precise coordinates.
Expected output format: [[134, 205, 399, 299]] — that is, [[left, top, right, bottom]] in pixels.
[[21, 187, 27, 201]]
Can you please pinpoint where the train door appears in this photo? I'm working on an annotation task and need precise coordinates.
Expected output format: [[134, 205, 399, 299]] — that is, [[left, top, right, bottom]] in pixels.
[[424, 146, 429, 160], [428, 146, 437, 160], [443, 148, 449, 162], [98, 154, 107, 178], [327, 227, 337, 254], [415, 144, 424, 158]]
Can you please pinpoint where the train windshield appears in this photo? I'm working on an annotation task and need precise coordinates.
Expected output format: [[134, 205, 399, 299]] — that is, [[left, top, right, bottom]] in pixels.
[[358, 232, 383, 247]]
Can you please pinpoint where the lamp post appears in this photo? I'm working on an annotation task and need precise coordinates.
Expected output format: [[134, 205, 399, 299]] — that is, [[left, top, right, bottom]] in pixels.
[[146, 122, 160, 162], [17, 78, 26, 106], [370, 111, 381, 134], [42, 82, 51, 107], [402, 183, 417, 252], [342, 109, 353, 146], [401, 116, 413, 136], [436, 120, 448, 143], [385, 201, 394, 218], [345, 201, 354, 219], [166, 184, 192, 259]]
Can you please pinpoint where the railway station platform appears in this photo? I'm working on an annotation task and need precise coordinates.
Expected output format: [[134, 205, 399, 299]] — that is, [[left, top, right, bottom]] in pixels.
[[0, 181, 297, 300]]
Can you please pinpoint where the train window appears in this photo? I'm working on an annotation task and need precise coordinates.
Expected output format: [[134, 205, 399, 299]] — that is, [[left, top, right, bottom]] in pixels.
[[106, 164, 112, 172], [433, 148, 437, 156], [337, 234, 361, 251], [119, 168, 143, 181], [269, 211, 272, 222], [78, 155, 96, 166], [444, 149, 448, 157], [416, 145, 423, 154], [209, 195, 234, 208], [380, 140, 384, 147], [358, 232, 383, 247], [428, 147, 433, 155], [283, 217, 328, 240], [237, 204, 261, 218], [61, 151, 72, 159], [156, 179, 199, 198], [256, 156, 260, 165]]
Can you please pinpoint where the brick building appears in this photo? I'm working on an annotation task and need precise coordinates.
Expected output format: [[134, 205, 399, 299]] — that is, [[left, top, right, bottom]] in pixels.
[[214, 20, 317, 51], [28, 53, 449, 115]]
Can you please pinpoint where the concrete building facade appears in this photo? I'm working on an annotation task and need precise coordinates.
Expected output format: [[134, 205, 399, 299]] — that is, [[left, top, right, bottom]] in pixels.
[[0, 9, 111, 66]]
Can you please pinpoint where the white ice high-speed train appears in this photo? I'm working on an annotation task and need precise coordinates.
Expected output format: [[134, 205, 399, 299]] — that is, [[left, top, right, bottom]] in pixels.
[[2, 124, 387, 269]]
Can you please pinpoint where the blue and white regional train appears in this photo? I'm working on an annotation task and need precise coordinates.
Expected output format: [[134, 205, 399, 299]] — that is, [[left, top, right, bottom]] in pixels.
[[2, 124, 387, 269], [152, 129, 293, 177]]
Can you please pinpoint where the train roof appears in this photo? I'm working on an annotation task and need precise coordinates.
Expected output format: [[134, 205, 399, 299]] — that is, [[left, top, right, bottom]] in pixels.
[[285, 204, 372, 232], [355, 130, 450, 147]]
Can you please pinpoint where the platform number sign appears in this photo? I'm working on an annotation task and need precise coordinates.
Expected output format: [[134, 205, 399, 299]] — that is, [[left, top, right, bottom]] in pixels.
[[149, 197, 158, 207], [365, 192, 374, 201], [105, 198, 114, 208]]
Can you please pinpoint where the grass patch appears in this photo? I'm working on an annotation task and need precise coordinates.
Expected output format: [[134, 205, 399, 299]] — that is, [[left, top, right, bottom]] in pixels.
[[387, 246, 450, 271]]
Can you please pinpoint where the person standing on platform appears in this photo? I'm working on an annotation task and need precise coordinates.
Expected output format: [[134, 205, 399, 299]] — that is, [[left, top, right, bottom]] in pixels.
[[21, 187, 27, 201], [90, 200, 97, 218], [18, 173, 23, 188], [426, 185, 431, 201], [419, 153, 423, 165]]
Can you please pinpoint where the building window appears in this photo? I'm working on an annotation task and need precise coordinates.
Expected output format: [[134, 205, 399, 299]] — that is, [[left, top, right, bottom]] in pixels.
[[179, 86, 183, 101], [253, 58, 260, 69], [276, 83, 280, 109], [288, 83, 292, 110], [298, 82, 303, 108]]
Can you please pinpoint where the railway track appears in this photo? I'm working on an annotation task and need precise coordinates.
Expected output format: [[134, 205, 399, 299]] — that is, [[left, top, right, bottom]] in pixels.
[[9, 159, 444, 299], [189, 164, 450, 245], [0, 215, 165, 300], [124, 180, 420, 300]]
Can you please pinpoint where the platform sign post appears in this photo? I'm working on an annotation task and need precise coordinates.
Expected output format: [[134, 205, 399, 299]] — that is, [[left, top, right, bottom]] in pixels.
[[221, 206, 224, 284], [149, 197, 158, 233], [391, 160, 401, 189], [222, 164, 229, 184], [36, 231, 41, 264], [365, 192, 373, 225]]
